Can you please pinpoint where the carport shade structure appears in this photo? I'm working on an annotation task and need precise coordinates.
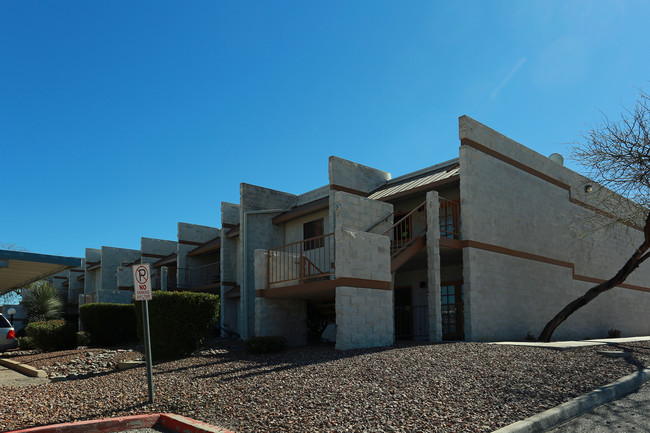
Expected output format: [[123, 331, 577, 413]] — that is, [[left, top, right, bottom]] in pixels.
[[0, 249, 82, 295]]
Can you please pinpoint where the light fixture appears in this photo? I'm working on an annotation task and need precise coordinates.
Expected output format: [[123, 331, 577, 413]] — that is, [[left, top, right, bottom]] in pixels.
[[7, 307, 16, 325], [584, 184, 593, 193]]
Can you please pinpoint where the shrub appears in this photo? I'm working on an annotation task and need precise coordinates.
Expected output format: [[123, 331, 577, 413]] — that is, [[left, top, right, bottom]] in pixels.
[[22, 280, 64, 323], [79, 303, 137, 346], [17, 336, 36, 350], [608, 328, 621, 338], [76, 331, 91, 347], [245, 336, 288, 354], [135, 291, 220, 360], [25, 320, 77, 351]]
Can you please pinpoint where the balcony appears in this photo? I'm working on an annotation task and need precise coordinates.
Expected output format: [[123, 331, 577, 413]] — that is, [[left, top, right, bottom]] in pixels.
[[181, 262, 221, 292], [267, 233, 335, 288]]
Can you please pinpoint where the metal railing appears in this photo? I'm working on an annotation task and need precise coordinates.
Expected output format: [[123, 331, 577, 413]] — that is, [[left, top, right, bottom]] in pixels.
[[268, 233, 335, 287], [184, 262, 221, 289], [439, 198, 461, 239], [383, 200, 428, 256], [151, 267, 179, 291]]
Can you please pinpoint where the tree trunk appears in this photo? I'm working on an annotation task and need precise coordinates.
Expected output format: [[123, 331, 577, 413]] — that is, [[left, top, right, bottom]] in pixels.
[[538, 214, 650, 342]]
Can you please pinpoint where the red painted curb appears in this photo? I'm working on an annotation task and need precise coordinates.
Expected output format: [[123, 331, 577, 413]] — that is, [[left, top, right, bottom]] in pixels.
[[6, 414, 161, 433], [159, 413, 236, 433], [5, 413, 236, 433]]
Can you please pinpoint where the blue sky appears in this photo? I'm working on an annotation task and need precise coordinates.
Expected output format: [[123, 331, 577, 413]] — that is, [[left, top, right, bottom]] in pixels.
[[1, 1, 649, 258]]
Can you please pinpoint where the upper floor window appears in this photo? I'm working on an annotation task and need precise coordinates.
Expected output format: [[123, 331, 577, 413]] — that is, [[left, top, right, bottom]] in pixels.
[[303, 218, 324, 250]]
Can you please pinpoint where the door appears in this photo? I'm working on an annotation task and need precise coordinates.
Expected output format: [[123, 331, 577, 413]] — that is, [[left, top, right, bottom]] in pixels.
[[441, 281, 464, 340], [394, 286, 413, 339]]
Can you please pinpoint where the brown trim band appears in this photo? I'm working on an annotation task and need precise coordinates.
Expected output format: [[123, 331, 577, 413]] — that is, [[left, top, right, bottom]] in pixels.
[[330, 184, 368, 197], [222, 223, 238, 230], [272, 197, 329, 225], [464, 240, 650, 293], [142, 253, 167, 259], [461, 138, 570, 192], [257, 277, 391, 299], [221, 281, 237, 287], [461, 138, 643, 231], [178, 240, 203, 246]]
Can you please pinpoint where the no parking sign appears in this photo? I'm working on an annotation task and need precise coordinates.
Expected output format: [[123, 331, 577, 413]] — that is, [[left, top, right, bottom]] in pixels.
[[133, 263, 152, 301], [132, 262, 155, 403]]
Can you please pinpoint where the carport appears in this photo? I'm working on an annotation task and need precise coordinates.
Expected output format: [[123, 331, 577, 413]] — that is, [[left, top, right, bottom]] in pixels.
[[0, 249, 82, 295]]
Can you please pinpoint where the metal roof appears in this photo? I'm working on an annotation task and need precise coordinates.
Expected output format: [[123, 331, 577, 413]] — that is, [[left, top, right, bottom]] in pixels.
[[0, 250, 82, 295], [368, 159, 460, 201]]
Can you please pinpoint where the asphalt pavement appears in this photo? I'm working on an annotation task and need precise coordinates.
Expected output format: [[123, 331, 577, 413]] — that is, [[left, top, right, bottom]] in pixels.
[[0, 364, 49, 386], [550, 381, 650, 432]]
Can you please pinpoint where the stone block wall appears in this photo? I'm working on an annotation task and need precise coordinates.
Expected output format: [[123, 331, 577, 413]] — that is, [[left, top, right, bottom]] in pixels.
[[253, 249, 307, 345], [328, 156, 390, 194], [97, 289, 133, 304], [335, 286, 393, 350], [425, 191, 442, 342], [458, 115, 650, 340], [332, 191, 393, 233], [239, 183, 297, 339], [99, 246, 140, 293], [333, 228, 392, 350], [177, 222, 220, 289], [335, 228, 391, 282], [220, 203, 240, 337]]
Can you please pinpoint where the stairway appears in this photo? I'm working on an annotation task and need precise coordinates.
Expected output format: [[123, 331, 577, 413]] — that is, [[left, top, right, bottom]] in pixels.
[[378, 200, 428, 273]]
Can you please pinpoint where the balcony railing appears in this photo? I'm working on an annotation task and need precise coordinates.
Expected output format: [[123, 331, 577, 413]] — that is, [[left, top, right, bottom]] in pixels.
[[184, 262, 221, 289], [439, 198, 461, 239], [151, 267, 179, 291], [268, 233, 335, 287]]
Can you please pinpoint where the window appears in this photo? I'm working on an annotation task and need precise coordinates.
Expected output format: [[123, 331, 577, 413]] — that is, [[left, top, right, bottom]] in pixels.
[[303, 218, 324, 250]]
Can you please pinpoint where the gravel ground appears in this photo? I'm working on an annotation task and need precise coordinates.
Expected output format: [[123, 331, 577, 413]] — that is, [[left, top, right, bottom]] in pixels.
[[1, 340, 649, 433]]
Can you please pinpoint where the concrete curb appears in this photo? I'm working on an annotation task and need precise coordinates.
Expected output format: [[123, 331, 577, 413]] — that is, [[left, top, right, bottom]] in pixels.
[[493, 367, 650, 432], [6, 413, 236, 433], [0, 358, 47, 378]]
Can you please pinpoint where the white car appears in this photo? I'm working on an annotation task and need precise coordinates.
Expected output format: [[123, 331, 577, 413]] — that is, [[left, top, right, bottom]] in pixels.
[[0, 314, 18, 352]]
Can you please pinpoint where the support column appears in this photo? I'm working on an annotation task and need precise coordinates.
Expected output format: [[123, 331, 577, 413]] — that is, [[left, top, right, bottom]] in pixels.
[[426, 191, 442, 342]]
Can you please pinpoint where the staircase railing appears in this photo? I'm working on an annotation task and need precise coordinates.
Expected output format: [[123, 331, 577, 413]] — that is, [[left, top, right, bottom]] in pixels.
[[365, 210, 395, 234], [383, 200, 428, 257]]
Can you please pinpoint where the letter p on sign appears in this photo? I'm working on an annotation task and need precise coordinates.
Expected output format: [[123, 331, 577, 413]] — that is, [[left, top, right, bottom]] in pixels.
[[133, 263, 152, 301]]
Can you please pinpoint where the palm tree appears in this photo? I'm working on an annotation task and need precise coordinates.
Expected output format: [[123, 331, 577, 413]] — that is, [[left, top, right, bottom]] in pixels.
[[21, 281, 63, 323]]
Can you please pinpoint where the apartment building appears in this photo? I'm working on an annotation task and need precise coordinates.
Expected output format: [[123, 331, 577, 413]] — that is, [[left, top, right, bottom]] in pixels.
[[220, 116, 650, 350]]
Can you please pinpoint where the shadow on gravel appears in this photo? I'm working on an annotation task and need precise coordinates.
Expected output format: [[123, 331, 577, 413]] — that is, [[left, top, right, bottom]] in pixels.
[[606, 343, 648, 371], [153, 342, 405, 382]]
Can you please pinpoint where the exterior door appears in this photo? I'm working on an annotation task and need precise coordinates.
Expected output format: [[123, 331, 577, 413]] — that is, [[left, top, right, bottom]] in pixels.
[[394, 286, 413, 339], [441, 281, 464, 340]]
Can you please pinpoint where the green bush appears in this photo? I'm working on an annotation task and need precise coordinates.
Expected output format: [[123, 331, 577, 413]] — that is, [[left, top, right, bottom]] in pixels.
[[245, 336, 288, 354], [25, 320, 77, 351], [17, 336, 36, 350], [135, 291, 220, 360], [79, 303, 137, 346]]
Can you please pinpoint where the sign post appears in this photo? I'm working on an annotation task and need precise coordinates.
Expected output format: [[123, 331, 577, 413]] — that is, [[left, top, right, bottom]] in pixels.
[[133, 263, 154, 404]]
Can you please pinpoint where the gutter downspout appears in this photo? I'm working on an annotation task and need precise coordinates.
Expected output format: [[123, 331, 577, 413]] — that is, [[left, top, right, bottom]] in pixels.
[[241, 208, 292, 340]]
